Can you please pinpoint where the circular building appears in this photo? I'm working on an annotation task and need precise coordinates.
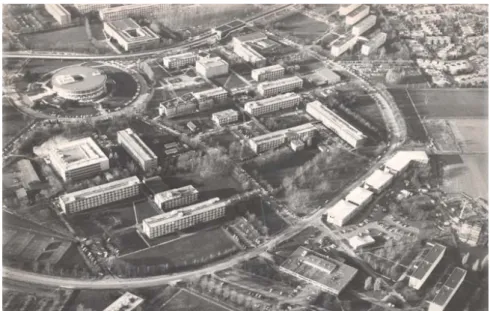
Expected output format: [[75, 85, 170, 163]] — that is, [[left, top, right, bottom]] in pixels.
[[52, 66, 107, 100]]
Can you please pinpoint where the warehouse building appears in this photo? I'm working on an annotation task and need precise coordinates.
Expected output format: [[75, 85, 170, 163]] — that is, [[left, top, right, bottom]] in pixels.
[[49, 137, 109, 182], [17, 159, 42, 190], [44, 4, 71, 25], [408, 243, 446, 290], [362, 32, 387, 56], [305, 67, 341, 86], [244, 93, 301, 116], [345, 186, 374, 208], [331, 33, 358, 57], [59, 176, 141, 214], [74, 4, 110, 14], [103, 292, 144, 311], [212, 109, 239, 126], [117, 128, 158, 172], [232, 32, 268, 46], [234, 43, 267, 67], [251, 64, 285, 82], [163, 52, 198, 69], [352, 15, 377, 36], [257, 76, 303, 97], [364, 169, 394, 193], [384, 151, 429, 175], [428, 267, 467, 311], [142, 197, 226, 238], [306, 101, 366, 148], [196, 56, 229, 78], [192, 87, 228, 110], [154, 185, 199, 211], [248, 123, 316, 153], [280, 247, 358, 295], [346, 5, 370, 25], [339, 4, 361, 16], [103, 18, 160, 52], [349, 235, 376, 250], [326, 200, 359, 227]]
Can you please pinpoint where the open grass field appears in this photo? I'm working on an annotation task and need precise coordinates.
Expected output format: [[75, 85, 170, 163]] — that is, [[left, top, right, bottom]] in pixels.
[[449, 119, 488, 154], [122, 227, 238, 267], [423, 119, 460, 152], [162, 289, 231, 311], [236, 196, 289, 235], [66, 289, 124, 311], [19, 25, 95, 52], [442, 154, 488, 200], [223, 72, 249, 90], [2, 101, 32, 147], [113, 229, 148, 256], [273, 12, 330, 41]]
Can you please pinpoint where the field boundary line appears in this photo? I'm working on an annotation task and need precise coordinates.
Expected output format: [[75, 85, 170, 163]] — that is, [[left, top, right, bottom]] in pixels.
[[183, 288, 236, 311], [119, 232, 196, 259], [158, 288, 182, 309], [405, 89, 429, 140]]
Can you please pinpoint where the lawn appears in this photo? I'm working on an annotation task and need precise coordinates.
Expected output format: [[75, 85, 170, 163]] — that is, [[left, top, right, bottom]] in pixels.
[[163, 289, 230, 311], [442, 154, 488, 200], [122, 227, 239, 267], [66, 289, 124, 311], [258, 111, 312, 132], [449, 119, 487, 154], [223, 72, 249, 90], [113, 229, 148, 256], [273, 12, 330, 41]]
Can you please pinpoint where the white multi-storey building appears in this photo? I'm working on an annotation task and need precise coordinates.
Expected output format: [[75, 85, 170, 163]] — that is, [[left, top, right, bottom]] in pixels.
[[331, 33, 358, 57], [117, 128, 158, 172], [154, 185, 199, 211], [251, 64, 285, 82], [232, 32, 268, 46], [244, 93, 301, 116], [306, 101, 366, 148], [212, 109, 239, 126], [339, 4, 361, 16], [44, 4, 71, 25], [233, 43, 267, 67], [49, 137, 109, 182], [59, 176, 141, 214], [163, 52, 198, 69], [361, 32, 387, 55], [103, 292, 144, 311], [346, 5, 370, 25], [99, 4, 171, 21], [249, 123, 316, 153], [192, 87, 228, 110], [142, 197, 226, 238], [103, 18, 160, 52], [196, 56, 229, 78], [257, 76, 303, 97], [74, 4, 110, 14], [408, 243, 446, 290], [352, 15, 377, 36]]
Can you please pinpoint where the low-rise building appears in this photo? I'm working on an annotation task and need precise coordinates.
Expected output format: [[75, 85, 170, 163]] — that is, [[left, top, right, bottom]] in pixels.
[[154, 185, 199, 211], [428, 267, 467, 311], [453, 73, 488, 86], [244, 93, 301, 116], [290, 139, 305, 152], [352, 15, 377, 36], [232, 32, 268, 47], [117, 128, 158, 172], [461, 25, 475, 37], [59, 176, 141, 214], [326, 200, 359, 227], [361, 32, 387, 56], [212, 109, 239, 126], [425, 36, 451, 46], [142, 197, 226, 238], [99, 4, 171, 21], [17, 159, 41, 190], [279, 247, 358, 295], [251, 64, 285, 82], [74, 4, 111, 14], [257, 76, 303, 97], [306, 100, 366, 148], [248, 123, 316, 153], [437, 44, 463, 60], [421, 21, 442, 36], [44, 4, 71, 25], [349, 235, 376, 250], [331, 33, 358, 57], [364, 169, 394, 193], [458, 222, 482, 246], [408, 243, 446, 290], [384, 151, 429, 175], [234, 43, 267, 68], [196, 56, 229, 78], [345, 186, 374, 208], [339, 4, 361, 16], [305, 67, 341, 86], [163, 52, 198, 69], [103, 292, 144, 311], [103, 18, 160, 52], [346, 5, 370, 25]]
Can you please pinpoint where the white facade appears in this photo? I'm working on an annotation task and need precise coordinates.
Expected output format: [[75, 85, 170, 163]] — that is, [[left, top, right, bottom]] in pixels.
[[384, 151, 429, 175], [408, 243, 446, 290], [331, 34, 358, 57], [326, 200, 359, 227], [117, 128, 158, 172], [233, 43, 267, 67], [163, 52, 198, 69], [196, 57, 229, 78], [349, 235, 375, 250], [103, 292, 144, 311], [212, 109, 239, 126], [244, 93, 301, 116], [44, 4, 71, 25], [103, 19, 160, 51], [154, 185, 199, 211], [352, 15, 377, 36], [346, 5, 370, 25], [257, 76, 303, 97], [345, 186, 374, 208], [251, 64, 285, 82], [339, 4, 361, 16], [74, 4, 110, 14], [364, 169, 394, 193], [99, 4, 171, 21], [362, 32, 387, 55], [249, 123, 316, 153]]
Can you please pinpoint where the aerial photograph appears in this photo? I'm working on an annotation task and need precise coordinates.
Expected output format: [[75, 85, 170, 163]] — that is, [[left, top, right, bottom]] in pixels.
[[2, 3, 488, 311]]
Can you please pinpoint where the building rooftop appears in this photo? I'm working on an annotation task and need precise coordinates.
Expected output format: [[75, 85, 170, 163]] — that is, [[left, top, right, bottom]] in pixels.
[[103, 292, 144, 311], [431, 267, 467, 307], [251, 64, 285, 75], [327, 200, 359, 221], [364, 169, 394, 190], [306, 68, 341, 85], [59, 176, 140, 204], [192, 87, 227, 100], [143, 176, 168, 194], [163, 52, 196, 61], [51, 137, 108, 170], [235, 43, 266, 61], [346, 4, 369, 18], [345, 186, 374, 207], [105, 18, 159, 43], [118, 128, 157, 162], [332, 33, 358, 47], [17, 159, 40, 188], [349, 235, 375, 249], [281, 247, 358, 294], [154, 185, 198, 204], [233, 32, 267, 44], [257, 76, 303, 90], [411, 243, 446, 280], [197, 56, 228, 69], [384, 151, 429, 173], [46, 4, 70, 16], [143, 197, 225, 226], [52, 66, 107, 92], [250, 123, 316, 144], [353, 15, 376, 29], [212, 109, 239, 119], [245, 92, 301, 110], [364, 32, 387, 48]]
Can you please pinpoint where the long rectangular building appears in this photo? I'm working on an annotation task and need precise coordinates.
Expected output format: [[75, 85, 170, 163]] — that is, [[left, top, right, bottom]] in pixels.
[[212, 109, 239, 126], [244, 93, 301, 116], [339, 4, 361, 16], [142, 197, 226, 238], [251, 64, 285, 82], [362, 32, 387, 56], [103, 18, 160, 52], [17, 159, 41, 190], [306, 101, 366, 148], [99, 4, 170, 21], [408, 243, 446, 290], [232, 32, 268, 46], [154, 185, 199, 211], [326, 200, 359, 227], [352, 15, 377, 36], [257, 76, 303, 97], [44, 4, 71, 25], [428, 267, 467, 311], [163, 52, 198, 69], [192, 87, 228, 110], [59, 176, 141, 214], [248, 123, 316, 153], [364, 169, 394, 193], [346, 5, 370, 25], [331, 33, 358, 57], [345, 186, 374, 208], [49, 137, 109, 182], [196, 56, 229, 78], [74, 4, 110, 14], [234, 43, 267, 68], [384, 151, 429, 175], [280, 247, 358, 295], [117, 128, 158, 172]]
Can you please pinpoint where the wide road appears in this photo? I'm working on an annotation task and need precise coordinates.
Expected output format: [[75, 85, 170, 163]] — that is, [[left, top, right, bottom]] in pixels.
[[2, 4, 294, 61]]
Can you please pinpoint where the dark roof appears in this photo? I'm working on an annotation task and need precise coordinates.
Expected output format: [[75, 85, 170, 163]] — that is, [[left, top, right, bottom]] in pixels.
[[432, 267, 467, 306], [143, 176, 168, 194], [411, 243, 446, 280]]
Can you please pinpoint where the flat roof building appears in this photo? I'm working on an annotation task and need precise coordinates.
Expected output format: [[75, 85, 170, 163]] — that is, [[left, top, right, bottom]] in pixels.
[[326, 200, 359, 227], [362, 32, 387, 56], [196, 56, 229, 78], [331, 33, 358, 57], [49, 137, 109, 182], [163, 52, 198, 69], [306, 100, 366, 148], [142, 197, 226, 238], [428, 267, 467, 311], [232, 32, 268, 46], [44, 4, 71, 25], [52, 66, 107, 101], [159, 99, 197, 118], [349, 235, 376, 250], [103, 18, 160, 52], [59, 176, 141, 214], [408, 243, 446, 290], [74, 4, 111, 14], [248, 123, 316, 153], [339, 4, 361, 16], [192, 87, 228, 106], [234, 43, 267, 67], [346, 5, 370, 25], [251, 64, 285, 82], [103, 292, 144, 311], [212, 109, 239, 126], [99, 4, 171, 21], [280, 247, 358, 295], [352, 15, 377, 36], [154, 185, 199, 211], [364, 169, 394, 193], [384, 151, 429, 175], [305, 67, 341, 86], [345, 186, 374, 208], [117, 128, 158, 172], [17, 159, 41, 190], [244, 92, 301, 116], [257, 76, 303, 97]]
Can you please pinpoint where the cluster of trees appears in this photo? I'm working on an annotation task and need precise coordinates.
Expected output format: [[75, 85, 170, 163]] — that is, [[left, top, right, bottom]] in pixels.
[[462, 253, 487, 272], [4, 257, 91, 279], [386, 67, 408, 84], [176, 147, 233, 178], [245, 211, 269, 236], [363, 276, 384, 292], [391, 194, 436, 221], [363, 253, 404, 281]]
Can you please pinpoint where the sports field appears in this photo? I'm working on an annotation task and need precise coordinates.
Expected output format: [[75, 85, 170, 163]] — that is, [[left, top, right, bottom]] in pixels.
[[163, 289, 230, 311], [449, 119, 487, 154], [273, 12, 330, 42], [442, 154, 488, 200]]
